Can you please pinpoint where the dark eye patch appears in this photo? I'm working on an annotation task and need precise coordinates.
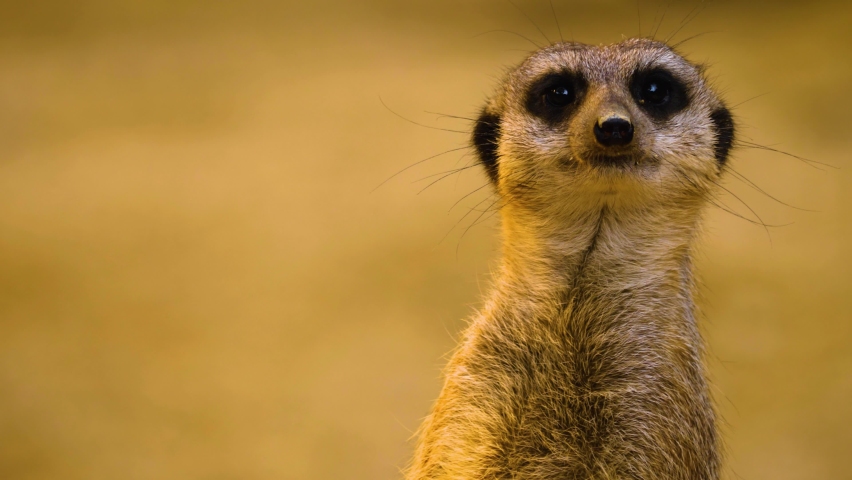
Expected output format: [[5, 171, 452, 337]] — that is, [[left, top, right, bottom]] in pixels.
[[630, 69, 689, 120], [525, 72, 586, 123], [472, 111, 502, 184], [710, 107, 735, 166]]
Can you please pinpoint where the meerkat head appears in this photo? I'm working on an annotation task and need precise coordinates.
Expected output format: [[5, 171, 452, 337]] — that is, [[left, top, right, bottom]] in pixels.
[[473, 38, 734, 214]]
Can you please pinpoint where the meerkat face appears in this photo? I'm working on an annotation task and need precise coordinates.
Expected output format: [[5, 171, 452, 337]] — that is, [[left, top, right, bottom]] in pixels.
[[473, 38, 734, 211]]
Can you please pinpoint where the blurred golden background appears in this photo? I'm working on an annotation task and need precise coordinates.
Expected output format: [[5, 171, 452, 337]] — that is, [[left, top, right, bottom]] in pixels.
[[0, 1, 849, 479]]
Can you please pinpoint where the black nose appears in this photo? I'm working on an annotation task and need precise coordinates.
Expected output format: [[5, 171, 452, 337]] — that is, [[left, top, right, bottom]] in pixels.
[[594, 117, 634, 146]]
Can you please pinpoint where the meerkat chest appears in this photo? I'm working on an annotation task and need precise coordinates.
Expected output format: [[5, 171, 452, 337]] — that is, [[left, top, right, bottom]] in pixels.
[[441, 290, 710, 478]]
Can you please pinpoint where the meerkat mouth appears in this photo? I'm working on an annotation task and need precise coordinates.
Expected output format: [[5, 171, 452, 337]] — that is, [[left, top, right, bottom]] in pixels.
[[582, 153, 648, 169]]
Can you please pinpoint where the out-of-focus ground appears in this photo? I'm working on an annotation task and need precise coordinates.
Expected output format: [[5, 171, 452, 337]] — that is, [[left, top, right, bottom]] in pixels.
[[0, 1, 849, 479]]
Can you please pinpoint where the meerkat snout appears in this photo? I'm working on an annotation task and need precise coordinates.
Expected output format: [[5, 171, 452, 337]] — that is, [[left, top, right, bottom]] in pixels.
[[594, 115, 634, 146]]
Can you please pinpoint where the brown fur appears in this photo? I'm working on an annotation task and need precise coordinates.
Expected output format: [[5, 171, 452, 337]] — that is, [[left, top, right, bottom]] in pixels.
[[407, 39, 734, 480]]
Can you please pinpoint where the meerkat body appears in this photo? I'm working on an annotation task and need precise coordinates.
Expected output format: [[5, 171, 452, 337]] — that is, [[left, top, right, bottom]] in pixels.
[[407, 39, 734, 480]]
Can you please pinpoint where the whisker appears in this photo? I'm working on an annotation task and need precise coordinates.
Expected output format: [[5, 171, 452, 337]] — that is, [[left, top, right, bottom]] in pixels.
[[472, 29, 543, 50], [714, 179, 777, 242], [737, 140, 838, 170], [413, 161, 477, 183], [726, 166, 817, 212], [550, 0, 564, 43], [437, 193, 497, 248], [416, 165, 480, 194], [636, 0, 643, 37], [380, 97, 468, 134], [425, 111, 476, 122], [709, 194, 792, 231], [447, 176, 537, 254], [470, 207, 502, 233], [449, 183, 492, 213], [669, 30, 719, 49], [457, 197, 502, 257], [729, 92, 770, 108], [651, 0, 674, 40], [665, 0, 709, 44], [507, 0, 553, 45], [659, 157, 785, 241], [371, 146, 470, 192]]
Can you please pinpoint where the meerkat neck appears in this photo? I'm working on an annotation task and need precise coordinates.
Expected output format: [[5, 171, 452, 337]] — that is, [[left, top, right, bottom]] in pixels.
[[497, 200, 702, 304], [456, 199, 721, 478]]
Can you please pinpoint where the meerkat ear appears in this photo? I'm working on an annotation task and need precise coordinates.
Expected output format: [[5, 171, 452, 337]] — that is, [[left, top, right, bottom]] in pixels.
[[710, 106, 735, 166], [472, 110, 502, 184]]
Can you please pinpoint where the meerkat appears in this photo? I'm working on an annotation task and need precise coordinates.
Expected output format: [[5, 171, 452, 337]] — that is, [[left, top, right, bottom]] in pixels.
[[406, 37, 735, 480]]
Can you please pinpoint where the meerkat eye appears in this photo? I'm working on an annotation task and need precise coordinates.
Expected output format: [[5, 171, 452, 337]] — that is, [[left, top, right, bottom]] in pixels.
[[526, 73, 585, 122], [631, 70, 688, 119], [543, 85, 574, 108], [638, 76, 671, 105]]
